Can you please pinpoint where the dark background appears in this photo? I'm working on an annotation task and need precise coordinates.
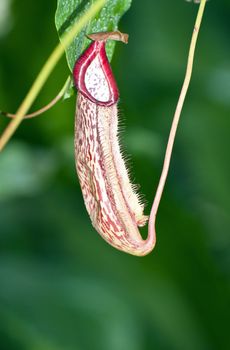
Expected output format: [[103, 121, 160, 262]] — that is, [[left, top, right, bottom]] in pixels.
[[0, 0, 230, 349]]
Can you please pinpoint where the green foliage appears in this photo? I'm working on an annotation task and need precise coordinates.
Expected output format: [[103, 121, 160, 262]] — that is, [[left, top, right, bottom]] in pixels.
[[55, 0, 132, 71]]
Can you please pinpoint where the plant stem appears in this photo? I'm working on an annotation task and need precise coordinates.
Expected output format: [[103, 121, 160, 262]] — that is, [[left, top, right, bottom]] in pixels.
[[148, 0, 207, 237], [0, 0, 106, 151], [0, 77, 71, 119]]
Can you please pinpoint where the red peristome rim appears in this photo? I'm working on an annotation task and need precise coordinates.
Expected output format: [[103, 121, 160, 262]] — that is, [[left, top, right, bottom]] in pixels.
[[73, 40, 119, 107]]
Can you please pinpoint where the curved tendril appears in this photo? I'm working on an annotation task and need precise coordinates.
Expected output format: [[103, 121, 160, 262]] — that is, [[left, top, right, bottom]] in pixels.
[[0, 77, 71, 120]]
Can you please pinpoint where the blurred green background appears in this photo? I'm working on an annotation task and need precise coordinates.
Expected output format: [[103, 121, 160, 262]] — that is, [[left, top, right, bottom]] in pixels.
[[0, 0, 230, 349]]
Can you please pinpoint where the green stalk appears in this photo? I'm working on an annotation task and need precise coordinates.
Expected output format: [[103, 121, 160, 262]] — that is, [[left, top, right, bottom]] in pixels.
[[1, 76, 71, 119]]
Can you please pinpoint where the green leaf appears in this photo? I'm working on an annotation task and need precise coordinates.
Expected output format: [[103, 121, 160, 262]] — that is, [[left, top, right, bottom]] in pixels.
[[55, 0, 132, 72]]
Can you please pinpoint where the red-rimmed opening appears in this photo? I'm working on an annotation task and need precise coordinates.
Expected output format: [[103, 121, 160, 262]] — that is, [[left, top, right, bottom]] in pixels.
[[73, 40, 119, 107]]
